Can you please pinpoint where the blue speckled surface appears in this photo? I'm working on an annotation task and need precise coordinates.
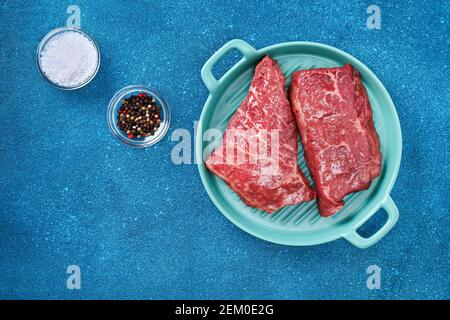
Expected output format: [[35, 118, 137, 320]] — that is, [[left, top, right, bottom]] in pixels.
[[0, 0, 449, 299]]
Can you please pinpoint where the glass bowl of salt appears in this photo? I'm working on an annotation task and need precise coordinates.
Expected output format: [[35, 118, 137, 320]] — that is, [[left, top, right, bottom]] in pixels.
[[36, 27, 100, 90]]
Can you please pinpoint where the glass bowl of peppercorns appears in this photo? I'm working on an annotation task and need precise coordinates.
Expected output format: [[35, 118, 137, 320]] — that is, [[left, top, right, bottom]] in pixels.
[[107, 85, 171, 148]]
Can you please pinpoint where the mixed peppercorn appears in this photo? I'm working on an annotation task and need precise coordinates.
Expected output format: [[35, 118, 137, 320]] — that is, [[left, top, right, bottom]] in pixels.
[[117, 93, 161, 139]]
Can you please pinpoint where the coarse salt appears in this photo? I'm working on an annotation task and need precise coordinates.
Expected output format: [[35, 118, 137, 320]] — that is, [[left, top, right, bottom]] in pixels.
[[39, 30, 99, 88]]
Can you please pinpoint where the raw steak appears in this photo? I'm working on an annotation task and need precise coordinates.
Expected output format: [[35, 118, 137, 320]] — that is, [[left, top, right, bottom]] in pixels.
[[290, 64, 382, 217], [205, 56, 315, 213]]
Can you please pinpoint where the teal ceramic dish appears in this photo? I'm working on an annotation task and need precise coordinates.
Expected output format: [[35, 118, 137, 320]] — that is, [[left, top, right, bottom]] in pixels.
[[196, 39, 402, 248]]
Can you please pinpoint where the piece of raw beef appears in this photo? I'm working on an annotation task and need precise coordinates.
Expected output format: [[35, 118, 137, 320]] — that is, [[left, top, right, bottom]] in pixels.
[[205, 56, 315, 213], [290, 64, 382, 217]]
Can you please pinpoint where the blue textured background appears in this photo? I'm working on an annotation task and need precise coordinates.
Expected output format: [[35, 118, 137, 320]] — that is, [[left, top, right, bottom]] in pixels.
[[0, 0, 449, 299]]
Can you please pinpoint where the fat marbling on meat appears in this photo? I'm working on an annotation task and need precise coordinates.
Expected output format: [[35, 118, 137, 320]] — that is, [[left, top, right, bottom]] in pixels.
[[205, 56, 315, 213], [290, 64, 382, 216]]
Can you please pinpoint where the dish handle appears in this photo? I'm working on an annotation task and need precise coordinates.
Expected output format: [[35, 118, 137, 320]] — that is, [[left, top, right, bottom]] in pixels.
[[343, 196, 399, 249], [201, 39, 257, 93]]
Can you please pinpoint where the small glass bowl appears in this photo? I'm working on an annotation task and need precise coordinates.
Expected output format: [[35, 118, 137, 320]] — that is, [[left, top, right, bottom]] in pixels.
[[107, 85, 171, 148], [36, 27, 101, 90]]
